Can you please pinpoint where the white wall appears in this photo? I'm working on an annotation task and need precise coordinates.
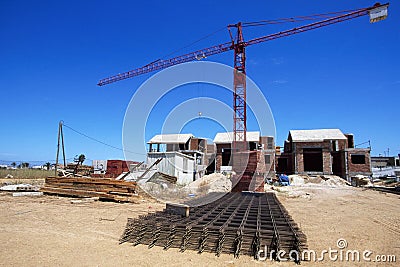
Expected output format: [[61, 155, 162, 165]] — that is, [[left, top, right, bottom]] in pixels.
[[147, 152, 195, 185]]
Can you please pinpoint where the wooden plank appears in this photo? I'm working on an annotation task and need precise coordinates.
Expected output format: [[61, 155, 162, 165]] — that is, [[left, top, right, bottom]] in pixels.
[[43, 176, 140, 202], [41, 187, 109, 198], [41, 187, 139, 202], [45, 177, 137, 187], [43, 183, 134, 193]]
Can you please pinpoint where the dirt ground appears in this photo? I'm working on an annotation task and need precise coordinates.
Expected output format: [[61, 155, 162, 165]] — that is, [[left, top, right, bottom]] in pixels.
[[0, 185, 399, 266]]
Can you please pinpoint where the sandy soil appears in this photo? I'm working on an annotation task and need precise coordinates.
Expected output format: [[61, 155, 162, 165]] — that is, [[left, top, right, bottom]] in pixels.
[[0, 186, 399, 266]]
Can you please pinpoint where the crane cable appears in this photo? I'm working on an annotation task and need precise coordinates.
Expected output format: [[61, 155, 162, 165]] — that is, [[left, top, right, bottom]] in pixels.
[[159, 8, 361, 60], [162, 26, 227, 60], [242, 8, 360, 27]]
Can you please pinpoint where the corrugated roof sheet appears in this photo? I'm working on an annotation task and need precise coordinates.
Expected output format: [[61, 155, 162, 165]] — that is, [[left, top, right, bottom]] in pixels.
[[148, 133, 193, 144], [213, 131, 260, 144], [289, 129, 347, 142]]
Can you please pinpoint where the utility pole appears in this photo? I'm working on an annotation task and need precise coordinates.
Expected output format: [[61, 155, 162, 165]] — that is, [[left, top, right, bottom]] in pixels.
[[55, 121, 66, 177]]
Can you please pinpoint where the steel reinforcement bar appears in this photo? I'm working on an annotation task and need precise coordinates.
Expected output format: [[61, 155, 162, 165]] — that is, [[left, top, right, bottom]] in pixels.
[[120, 192, 307, 261]]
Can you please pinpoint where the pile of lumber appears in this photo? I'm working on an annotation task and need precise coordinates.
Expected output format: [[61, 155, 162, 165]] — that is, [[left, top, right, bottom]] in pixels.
[[41, 177, 139, 202]]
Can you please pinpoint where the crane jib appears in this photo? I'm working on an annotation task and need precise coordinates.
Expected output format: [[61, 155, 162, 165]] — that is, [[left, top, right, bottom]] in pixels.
[[97, 3, 388, 86]]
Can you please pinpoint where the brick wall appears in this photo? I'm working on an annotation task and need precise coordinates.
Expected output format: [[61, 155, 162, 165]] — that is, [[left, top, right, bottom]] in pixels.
[[216, 154, 222, 172], [338, 139, 347, 150], [347, 149, 372, 176], [189, 138, 199, 151], [231, 151, 266, 192], [293, 141, 332, 174], [322, 151, 332, 174]]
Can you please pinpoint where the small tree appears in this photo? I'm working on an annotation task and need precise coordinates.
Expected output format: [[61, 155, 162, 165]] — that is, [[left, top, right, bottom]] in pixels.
[[45, 162, 51, 170], [11, 162, 16, 168], [21, 162, 29, 168], [73, 154, 86, 176]]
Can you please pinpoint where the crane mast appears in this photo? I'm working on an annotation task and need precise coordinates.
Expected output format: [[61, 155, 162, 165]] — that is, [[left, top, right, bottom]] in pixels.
[[231, 23, 247, 149]]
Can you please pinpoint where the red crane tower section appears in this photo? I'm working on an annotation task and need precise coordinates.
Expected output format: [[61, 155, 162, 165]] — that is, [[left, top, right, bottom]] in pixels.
[[230, 22, 247, 151], [98, 3, 388, 152]]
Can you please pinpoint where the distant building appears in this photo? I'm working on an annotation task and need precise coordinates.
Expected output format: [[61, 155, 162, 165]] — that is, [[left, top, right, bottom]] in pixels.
[[31, 165, 44, 170], [146, 134, 208, 184], [276, 129, 371, 180], [92, 160, 138, 178], [106, 160, 137, 178], [93, 160, 107, 175], [371, 156, 398, 168]]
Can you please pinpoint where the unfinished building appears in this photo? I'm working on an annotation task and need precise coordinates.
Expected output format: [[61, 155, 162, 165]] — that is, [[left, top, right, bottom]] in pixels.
[[276, 129, 371, 180], [146, 134, 208, 184], [213, 132, 275, 191], [213, 132, 275, 172]]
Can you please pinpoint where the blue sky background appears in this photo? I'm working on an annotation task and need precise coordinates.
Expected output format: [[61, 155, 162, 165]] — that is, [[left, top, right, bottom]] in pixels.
[[0, 0, 399, 165]]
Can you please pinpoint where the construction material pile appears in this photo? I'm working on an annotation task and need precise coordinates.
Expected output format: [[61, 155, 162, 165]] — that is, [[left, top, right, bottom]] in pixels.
[[120, 192, 307, 261], [288, 175, 350, 187], [139, 173, 231, 203], [41, 177, 139, 202], [186, 173, 232, 194]]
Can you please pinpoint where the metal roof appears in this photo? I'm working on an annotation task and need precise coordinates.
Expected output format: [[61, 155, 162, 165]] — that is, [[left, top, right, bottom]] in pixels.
[[289, 129, 347, 142], [213, 131, 260, 144], [148, 134, 194, 144]]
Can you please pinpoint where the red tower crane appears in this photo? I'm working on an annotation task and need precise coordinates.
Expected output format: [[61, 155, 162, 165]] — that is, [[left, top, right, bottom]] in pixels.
[[98, 3, 388, 151]]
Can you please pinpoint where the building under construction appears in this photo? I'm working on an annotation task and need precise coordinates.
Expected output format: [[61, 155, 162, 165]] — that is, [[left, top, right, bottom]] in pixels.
[[276, 129, 371, 180]]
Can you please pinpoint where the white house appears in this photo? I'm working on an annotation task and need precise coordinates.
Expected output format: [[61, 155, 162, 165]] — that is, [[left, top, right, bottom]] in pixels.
[[146, 133, 208, 185]]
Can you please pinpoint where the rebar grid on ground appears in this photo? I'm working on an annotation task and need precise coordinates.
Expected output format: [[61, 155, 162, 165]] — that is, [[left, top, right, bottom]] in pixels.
[[120, 192, 307, 262]]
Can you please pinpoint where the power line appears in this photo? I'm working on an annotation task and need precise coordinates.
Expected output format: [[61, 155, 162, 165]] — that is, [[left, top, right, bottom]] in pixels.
[[62, 123, 146, 156]]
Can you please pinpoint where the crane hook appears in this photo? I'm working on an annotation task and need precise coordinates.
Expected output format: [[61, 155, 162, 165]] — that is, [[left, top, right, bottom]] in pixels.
[[195, 53, 207, 60]]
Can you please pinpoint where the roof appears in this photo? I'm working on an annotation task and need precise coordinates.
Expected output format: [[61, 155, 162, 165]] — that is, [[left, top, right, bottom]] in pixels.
[[213, 131, 260, 144], [147, 134, 193, 144], [289, 129, 347, 142]]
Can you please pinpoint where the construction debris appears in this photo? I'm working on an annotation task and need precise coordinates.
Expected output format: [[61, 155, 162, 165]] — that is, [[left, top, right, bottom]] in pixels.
[[186, 173, 231, 194], [12, 192, 43, 197], [147, 172, 177, 184], [286, 174, 350, 187], [137, 173, 231, 203], [41, 177, 139, 202], [70, 197, 99, 204], [351, 174, 373, 187], [0, 184, 39, 192], [120, 192, 307, 261]]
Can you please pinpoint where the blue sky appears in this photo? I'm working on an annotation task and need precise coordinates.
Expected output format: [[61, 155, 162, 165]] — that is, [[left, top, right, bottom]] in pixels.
[[0, 0, 399, 165]]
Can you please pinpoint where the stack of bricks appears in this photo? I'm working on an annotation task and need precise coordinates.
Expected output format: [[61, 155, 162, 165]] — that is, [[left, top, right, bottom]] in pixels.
[[231, 151, 265, 192]]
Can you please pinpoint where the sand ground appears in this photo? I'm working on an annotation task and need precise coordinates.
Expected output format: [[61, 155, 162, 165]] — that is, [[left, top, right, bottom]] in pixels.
[[0, 185, 399, 266]]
